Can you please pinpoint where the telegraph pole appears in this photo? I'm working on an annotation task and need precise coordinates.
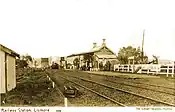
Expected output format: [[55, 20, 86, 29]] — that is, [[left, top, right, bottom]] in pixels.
[[141, 29, 145, 64]]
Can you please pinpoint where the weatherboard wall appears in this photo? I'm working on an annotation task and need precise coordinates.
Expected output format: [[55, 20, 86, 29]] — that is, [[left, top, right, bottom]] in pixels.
[[7, 55, 16, 91], [0, 50, 6, 93], [0, 50, 17, 93]]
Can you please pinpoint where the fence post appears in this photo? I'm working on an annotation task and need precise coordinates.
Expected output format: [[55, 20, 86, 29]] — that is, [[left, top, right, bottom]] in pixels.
[[166, 66, 169, 77], [172, 64, 174, 78], [52, 82, 55, 88], [156, 66, 158, 75], [64, 98, 68, 107], [140, 64, 142, 74], [147, 65, 149, 74]]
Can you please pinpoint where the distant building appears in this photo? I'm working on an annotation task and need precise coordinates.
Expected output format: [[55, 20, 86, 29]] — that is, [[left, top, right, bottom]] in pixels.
[[148, 58, 174, 65], [66, 39, 118, 70], [158, 59, 174, 65], [60, 57, 67, 69], [34, 57, 49, 68], [49, 56, 61, 65], [0, 44, 20, 93], [41, 58, 49, 68]]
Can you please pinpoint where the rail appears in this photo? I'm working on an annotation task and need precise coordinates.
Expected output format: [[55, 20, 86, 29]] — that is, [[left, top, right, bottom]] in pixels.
[[85, 72, 175, 90], [45, 71, 71, 107], [104, 79, 175, 96], [57, 75, 126, 106], [64, 74, 175, 106]]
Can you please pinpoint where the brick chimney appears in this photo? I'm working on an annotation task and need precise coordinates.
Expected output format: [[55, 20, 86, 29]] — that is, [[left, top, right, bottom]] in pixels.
[[93, 42, 97, 48], [102, 39, 106, 46]]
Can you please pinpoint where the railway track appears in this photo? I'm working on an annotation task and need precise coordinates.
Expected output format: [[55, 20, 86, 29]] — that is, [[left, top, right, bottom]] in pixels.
[[64, 71, 175, 96], [46, 71, 121, 106], [104, 79, 175, 96], [78, 72, 175, 96], [58, 75, 126, 106], [59, 72, 175, 106], [87, 72, 175, 90]]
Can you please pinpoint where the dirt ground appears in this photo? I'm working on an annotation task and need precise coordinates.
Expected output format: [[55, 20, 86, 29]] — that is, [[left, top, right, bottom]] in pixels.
[[0, 68, 64, 106], [1, 68, 174, 106]]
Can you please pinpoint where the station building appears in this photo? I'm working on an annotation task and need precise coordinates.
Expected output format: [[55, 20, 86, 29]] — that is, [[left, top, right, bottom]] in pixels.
[[66, 39, 118, 71]]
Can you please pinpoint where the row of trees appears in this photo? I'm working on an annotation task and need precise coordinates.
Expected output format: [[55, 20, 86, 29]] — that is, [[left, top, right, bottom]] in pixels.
[[16, 55, 33, 68], [117, 46, 143, 64], [117, 46, 158, 64]]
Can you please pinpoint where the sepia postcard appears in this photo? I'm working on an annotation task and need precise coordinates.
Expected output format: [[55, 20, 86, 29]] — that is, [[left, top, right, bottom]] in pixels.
[[0, 0, 175, 112]]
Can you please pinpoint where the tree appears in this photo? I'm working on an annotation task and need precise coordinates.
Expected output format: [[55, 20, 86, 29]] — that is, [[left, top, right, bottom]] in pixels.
[[148, 55, 159, 64], [21, 55, 32, 62], [117, 46, 142, 64], [16, 59, 28, 68], [110, 60, 118, 70], [25, 55, 32, 62], [16, 54, 33, 68], [34, 60, 37, 67]]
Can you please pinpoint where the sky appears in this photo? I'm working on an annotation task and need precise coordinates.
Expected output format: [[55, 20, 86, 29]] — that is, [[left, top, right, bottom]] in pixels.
[[0, 0, 175, 60]]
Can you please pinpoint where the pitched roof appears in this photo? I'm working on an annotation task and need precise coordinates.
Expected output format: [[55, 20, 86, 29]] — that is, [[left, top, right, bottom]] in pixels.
[[0, 44, 20, 58], [67, 45, 115, 57], [90, 45, 102, 52]]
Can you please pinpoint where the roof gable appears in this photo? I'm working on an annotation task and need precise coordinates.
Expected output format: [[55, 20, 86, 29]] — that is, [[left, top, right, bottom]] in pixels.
[[67, 40, 116, 57], [96, 46, 115, 54], [90, 46, 102, 52]]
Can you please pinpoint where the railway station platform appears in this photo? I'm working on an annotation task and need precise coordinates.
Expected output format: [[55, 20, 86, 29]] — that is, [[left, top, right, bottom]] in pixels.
[[83, 71, 161, 79]]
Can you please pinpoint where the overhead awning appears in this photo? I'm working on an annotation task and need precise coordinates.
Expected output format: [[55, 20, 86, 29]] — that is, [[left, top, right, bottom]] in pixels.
[[96, 54, 117, 59], [128, 56, 134, 60]]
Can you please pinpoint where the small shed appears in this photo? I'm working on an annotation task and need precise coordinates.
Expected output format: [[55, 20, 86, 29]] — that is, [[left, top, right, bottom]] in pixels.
[[0, 44, 20, 93]]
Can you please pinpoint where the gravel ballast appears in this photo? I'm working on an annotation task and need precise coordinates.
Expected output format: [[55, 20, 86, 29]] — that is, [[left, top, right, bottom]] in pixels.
[[51, 70, 175, 106], [48, 71, 118, 106]]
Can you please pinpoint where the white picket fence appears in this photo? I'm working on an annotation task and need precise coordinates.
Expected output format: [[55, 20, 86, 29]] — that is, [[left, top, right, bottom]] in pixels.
[[114, 63, 175, 77]]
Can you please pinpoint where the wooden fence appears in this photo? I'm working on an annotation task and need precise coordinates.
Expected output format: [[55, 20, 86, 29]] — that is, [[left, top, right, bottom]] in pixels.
[[114, 63, 175, 77]]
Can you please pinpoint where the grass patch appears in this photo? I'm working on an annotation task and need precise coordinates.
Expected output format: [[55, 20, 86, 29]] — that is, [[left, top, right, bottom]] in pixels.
[[1, 68, 63, 106]]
